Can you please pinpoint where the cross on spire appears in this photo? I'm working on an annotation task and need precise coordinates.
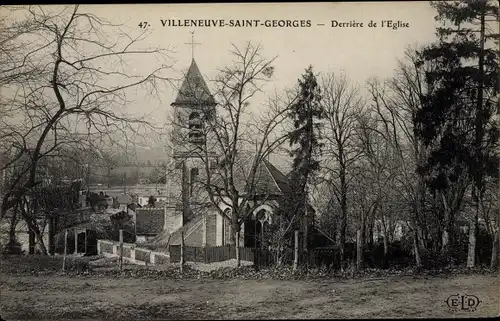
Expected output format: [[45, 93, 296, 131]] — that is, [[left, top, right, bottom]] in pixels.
[[185, 30, 201, 60]]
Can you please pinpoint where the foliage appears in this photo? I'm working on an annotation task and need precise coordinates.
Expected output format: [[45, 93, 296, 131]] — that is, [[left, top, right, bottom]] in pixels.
[[415, 0, 499, 196], [269, 65, 324, 261]]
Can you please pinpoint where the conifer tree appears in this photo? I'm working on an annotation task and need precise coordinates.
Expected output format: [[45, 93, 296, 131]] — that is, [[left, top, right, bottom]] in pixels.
[[271, 66, 324, 263], [415, 0, 499, 267]]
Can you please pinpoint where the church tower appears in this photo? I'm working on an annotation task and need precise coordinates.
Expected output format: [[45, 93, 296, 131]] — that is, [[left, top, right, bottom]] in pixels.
[[164, 55, 218, 235]]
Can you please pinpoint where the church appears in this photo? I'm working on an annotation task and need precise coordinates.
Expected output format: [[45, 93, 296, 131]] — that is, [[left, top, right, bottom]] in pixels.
[[139, 47, 315, 250]]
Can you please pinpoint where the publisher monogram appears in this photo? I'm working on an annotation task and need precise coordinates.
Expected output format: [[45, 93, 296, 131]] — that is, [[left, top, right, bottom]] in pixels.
[[445, 294, 481, 312]]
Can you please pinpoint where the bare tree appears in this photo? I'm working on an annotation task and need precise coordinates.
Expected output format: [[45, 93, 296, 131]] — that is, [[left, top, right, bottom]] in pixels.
[[365, 48, 452, 267], [320, 71, 365, 269], [354, 111, 399, 265], [0, 5, 174, 253], [167, 42, 294, 267]]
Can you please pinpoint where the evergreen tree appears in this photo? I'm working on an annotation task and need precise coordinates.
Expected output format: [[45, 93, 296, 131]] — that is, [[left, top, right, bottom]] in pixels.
[[270, 66, 324, 262], [414, 0, 499, 266], [288, 66, 325, 190]]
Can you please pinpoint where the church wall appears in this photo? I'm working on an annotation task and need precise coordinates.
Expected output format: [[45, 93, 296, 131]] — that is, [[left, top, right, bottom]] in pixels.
[[216, 212, 223, 246], [214, 211, 247, 247], [224, 217, 232, 246], [163, 206, 183, 237], [205, 211, 217, 246], [184, 223, 203, 247]]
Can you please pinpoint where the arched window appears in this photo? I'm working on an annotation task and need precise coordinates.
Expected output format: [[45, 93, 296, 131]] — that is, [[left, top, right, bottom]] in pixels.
[[188, 112, 204, 144]]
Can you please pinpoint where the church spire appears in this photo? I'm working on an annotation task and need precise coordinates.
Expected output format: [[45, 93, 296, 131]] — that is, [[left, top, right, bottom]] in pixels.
[[171, 32, 215, 107], [171, 59, 216, 107]]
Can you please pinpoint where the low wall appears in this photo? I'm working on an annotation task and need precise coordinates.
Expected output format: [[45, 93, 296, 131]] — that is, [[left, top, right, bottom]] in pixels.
[[169, 244, 255, 263], [97, 239, 170, 265]]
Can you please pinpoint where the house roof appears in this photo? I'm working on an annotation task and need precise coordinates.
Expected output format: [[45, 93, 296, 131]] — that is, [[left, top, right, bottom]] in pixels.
[[116, 194, 132, 204], [172, 59, 216, 107], [135, 208, 165, 235]]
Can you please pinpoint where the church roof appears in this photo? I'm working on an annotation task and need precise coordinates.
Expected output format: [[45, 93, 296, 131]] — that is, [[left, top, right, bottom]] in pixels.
[[172, 59, 216, 106], [208, 156, 291, 198], [246, 158, 291, 197]]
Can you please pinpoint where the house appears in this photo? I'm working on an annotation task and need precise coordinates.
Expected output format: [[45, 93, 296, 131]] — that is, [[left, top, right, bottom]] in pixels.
[[137, 195, 167, 207], [135, 207, 166, 243], [142, 57, 314, 249]]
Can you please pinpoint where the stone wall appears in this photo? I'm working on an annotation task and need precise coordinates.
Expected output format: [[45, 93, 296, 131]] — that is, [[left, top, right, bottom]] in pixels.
[[97, 239, 170, 265]]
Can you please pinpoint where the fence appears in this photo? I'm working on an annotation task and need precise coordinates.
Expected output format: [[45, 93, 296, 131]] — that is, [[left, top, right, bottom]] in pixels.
[[169, 244, 255, 264], [97, 239, 170, 265]]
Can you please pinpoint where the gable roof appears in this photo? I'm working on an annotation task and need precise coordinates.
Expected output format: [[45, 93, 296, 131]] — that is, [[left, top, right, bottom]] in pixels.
[[172, 59, 216, 107], [207, 156, 291, 198], [246, 157, 291, 197]]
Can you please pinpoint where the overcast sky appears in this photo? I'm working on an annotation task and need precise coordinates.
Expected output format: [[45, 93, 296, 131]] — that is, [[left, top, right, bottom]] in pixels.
[[3, 3, 440, 163], [80, 2, 439, 129]]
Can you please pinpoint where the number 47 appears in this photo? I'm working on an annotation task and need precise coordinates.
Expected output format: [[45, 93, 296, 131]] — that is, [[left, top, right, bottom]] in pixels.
[[138, 22, 149, 29]]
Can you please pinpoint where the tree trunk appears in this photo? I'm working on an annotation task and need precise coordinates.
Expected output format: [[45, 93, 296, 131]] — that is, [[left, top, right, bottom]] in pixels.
[[34, 228, 48, 255], [48, 216, 55, 255], [383, 232, 389, 257], [467, 220, 477, 268], [19, 198, 48, 255], [235, 231, 241, 267], [441, 192, 450, 255], [490, 226, 499, 270], [339, 224, 346, 271], [417, 226, 427, 252], [180, 231, 185, 273], [441, 229, 449, 254], [293, 230, 299, 271], [356, 229, 363, 270], [367, 220, 374, 249], [413, 229, 422, 268], [339, 168, 347, 271], [492, 153, 500, 270], [26, 215, 48, 255], [29, 230, 35, 254], [7, 205, 18, 253], [381, 213, 389, 266], [23, 217, 48, 255]]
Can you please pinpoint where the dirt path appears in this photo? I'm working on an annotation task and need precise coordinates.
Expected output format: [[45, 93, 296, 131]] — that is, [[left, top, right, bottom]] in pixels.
[[1, 273, 499, 319]]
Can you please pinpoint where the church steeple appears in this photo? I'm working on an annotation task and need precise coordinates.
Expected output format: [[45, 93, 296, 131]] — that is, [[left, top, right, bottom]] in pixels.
[[171, 59, 216, 107]]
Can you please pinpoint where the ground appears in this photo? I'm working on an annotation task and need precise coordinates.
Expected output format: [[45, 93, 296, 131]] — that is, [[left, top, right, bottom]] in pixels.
[[0, 256, 499, 320]]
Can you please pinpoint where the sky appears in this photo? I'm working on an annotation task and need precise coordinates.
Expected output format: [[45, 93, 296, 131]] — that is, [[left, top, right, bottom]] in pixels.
[[3, 2, 440, 164], [81, 2, 439, 130]]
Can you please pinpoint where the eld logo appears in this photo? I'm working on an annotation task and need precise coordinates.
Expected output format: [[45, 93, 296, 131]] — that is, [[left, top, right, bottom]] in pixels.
[[445, 294, 481, 312]]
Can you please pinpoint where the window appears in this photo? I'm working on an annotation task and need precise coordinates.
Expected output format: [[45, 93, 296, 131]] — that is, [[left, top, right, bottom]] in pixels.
[[188, 112, 204, 144]]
